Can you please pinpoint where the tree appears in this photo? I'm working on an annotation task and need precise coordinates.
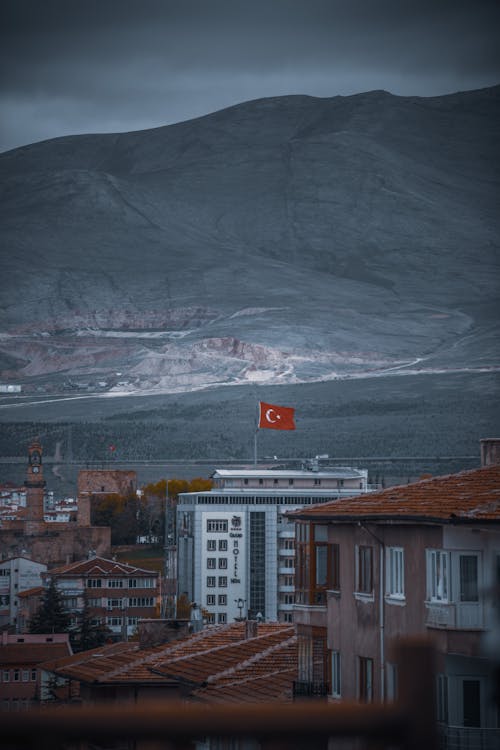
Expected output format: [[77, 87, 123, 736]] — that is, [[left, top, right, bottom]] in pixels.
[[73, 593, 111, 652], [29, 578, 70, 634]]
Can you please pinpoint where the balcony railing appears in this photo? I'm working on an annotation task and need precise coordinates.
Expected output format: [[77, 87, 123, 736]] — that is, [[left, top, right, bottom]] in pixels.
[[293, 680, 330, 698], [3, 639, 439, 750], [439, 725, 500, 750], [425, 602, 484, 630]]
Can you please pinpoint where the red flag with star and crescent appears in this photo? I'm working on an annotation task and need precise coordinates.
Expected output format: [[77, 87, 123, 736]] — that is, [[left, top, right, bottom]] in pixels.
[[258, 401, 296, 430]]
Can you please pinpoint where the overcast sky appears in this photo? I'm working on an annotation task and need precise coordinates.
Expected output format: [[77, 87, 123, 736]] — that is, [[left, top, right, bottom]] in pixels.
[[1, 0, 499, 153]]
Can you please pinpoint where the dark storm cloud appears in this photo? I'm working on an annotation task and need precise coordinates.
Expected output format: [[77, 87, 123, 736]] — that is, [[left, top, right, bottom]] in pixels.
[[1, 0, 499, 152]]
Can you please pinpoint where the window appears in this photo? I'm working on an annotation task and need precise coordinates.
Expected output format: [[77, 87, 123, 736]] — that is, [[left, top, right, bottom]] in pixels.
[[387, 547, 405, 598], [206, 594, 216, 605], [205, 612, 215, 624], [459, 554, 479, 602], [386, 663, 398, 702], [436, 674, 448, 723], [331, 651, 341, 697], [107, 579, 124, 588], [427, 550, 449, 602], [330, 543, 340, 590], [128, 597, 154, 607], [288, 479, 294, 486], [13, 669, 20, 682], [218, 612, 227, 624], [128, 578, 138, 588], [357, 546, 373, 594], [314, 478, 321, 486], [3, 670, 9, 682], [87, 578, 102, 588], [128, 617, 138, 626], [31, 669, 36, 681], [107, 598, 122, 609], [218, 576, 227, 588], [207, 558, 216, 569], [218, 594, 227, 606], [218, 539, 228, 551], [207, 576, 216, 588], [218, 558, 228, 569], [207, 520, 228, 533], [107, 617, 123, 627], [22, 670, 29, 682], [358, 657, 373, 702], [207, 539, 216, 551]]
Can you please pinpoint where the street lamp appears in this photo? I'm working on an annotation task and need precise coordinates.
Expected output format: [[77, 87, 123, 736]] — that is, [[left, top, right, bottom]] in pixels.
[[234, 597, 246, 620]]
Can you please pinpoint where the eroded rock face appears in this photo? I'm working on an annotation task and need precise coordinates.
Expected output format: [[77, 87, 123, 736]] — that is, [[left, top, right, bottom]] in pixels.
[[1, 88, 499, 393]]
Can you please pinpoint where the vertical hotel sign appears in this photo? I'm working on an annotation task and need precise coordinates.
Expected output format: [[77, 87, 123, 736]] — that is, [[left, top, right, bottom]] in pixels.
[[230, 514, 242, 584]]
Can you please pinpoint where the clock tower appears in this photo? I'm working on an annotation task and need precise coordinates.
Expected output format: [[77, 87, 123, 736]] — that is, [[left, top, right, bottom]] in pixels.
[[24, 439, 46, 534]]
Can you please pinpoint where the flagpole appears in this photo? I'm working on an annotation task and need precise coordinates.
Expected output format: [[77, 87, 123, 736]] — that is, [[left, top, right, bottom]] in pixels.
[[254, 401, 259, 466]]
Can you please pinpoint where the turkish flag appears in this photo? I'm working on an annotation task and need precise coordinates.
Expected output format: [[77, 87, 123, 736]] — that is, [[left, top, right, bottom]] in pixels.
[[258, 401, 296, 430]]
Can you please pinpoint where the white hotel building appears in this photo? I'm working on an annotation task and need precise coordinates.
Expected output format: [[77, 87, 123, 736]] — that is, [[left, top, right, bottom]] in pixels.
[[176, 464, 370, 624]]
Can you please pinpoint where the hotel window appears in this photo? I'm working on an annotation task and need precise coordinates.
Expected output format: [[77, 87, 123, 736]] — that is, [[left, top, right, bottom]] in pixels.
[[356, 546, 373, 594], [427, 550, 449, 602], [218, 594, 227, 605], [207, 558, 216, 569], [206, 520, 228, 533], [218, 539, 228, 551], [218, 558, 228, 569], [206, 577, 216, 588], [218, 576, 228, 588], [358, 657, 373, 702], [331, 651, 341, 698], [206, 594, 216, 606], [387, 547, 405, 598]]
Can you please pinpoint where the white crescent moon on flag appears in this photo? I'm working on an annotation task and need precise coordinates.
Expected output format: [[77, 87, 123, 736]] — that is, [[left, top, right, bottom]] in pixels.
[[266, 408, 279, 423]]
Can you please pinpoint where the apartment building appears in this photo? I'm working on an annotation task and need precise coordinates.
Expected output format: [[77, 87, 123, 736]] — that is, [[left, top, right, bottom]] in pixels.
[[44, 556, 158, 640], [291, 460, 500, 748], [0, 632, 72, 712], [177, 464, 370, 624], [0, 557, 47, 631]]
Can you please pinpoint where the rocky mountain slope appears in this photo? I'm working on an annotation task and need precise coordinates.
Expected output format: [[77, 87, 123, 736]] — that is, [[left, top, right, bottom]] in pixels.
[[0, 86, 499, 394]]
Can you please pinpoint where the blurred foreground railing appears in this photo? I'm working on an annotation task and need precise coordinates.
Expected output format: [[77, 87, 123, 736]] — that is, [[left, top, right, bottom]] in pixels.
[[3, 638, 437, 750]]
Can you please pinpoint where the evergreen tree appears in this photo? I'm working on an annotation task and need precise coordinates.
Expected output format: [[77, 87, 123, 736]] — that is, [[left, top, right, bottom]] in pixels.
[[73, 593, 111, 652], [29, 577, 70, 634]]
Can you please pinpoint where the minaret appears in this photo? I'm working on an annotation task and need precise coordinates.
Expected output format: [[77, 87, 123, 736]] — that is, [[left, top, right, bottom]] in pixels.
[[24, 440, 46, 534]]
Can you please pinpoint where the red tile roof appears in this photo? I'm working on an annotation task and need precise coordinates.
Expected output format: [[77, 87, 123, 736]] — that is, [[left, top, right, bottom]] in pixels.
[[1, 642, 72, 665], [290, 465, 500, 523], [41, 622, 296, 703], [47, 556, 157, 578]]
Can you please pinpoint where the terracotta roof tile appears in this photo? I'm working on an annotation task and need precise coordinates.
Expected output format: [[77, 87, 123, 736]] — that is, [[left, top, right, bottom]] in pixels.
[[44, 622, 296, 698], [289, 465, 500, 523], [1, 642, 71, 664], [47, 556, 157, 577]]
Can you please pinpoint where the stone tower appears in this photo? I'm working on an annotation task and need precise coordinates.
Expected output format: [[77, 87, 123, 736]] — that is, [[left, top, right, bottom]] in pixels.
[[24, 440, 46, 535]]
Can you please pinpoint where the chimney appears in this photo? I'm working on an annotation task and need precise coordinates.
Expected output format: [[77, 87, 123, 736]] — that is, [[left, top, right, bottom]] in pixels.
[[245, 620, 258, 639], [480, 439, 500, 467]]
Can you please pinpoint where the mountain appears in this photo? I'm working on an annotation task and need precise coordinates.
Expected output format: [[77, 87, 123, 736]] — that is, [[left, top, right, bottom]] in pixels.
[[1, 86, 499, 395]]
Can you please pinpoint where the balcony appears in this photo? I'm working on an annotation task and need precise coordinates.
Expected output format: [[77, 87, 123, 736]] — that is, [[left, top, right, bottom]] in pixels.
[[425, 602, 484, 630]]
